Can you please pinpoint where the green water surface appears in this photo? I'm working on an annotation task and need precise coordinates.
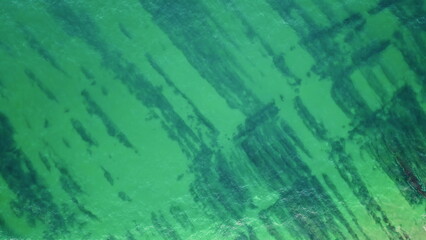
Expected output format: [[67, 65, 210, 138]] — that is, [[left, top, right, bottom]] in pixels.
[[0, 0, 425, 239]]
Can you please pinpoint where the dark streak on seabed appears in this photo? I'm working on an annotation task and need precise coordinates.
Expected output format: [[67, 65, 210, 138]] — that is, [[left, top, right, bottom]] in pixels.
[[0, 0, 425, 239]]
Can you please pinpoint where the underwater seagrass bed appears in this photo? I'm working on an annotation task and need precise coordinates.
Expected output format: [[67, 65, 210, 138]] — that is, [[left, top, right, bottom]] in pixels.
[[0, 0, 425, 239]]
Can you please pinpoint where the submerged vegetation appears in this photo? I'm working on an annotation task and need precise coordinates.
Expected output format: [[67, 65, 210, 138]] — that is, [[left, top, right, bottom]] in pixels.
[[0, 0, 425, 239]]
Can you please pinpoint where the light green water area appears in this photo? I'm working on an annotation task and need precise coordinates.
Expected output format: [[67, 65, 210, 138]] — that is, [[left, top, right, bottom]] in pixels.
[[0, 0, 425, 239]]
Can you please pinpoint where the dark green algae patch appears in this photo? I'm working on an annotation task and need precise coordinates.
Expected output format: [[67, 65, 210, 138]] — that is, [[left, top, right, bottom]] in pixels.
[[0, 113, 69, 239], [0, 0, 426, 239]]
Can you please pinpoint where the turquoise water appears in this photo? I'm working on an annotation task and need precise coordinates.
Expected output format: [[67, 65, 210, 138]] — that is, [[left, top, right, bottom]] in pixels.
[[0, 0, 425, 239]]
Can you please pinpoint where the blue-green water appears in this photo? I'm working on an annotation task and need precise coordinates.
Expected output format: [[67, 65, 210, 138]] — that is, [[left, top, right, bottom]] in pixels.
[[0, 0, 425, 239]]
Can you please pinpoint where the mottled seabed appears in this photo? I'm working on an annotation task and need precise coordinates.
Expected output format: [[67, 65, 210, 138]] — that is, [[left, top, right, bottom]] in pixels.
[[0, 0, 425, 239]]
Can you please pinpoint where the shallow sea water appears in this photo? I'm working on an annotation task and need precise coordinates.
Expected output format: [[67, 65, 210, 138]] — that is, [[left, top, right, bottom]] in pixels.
[[0, 0, 425, 239]]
